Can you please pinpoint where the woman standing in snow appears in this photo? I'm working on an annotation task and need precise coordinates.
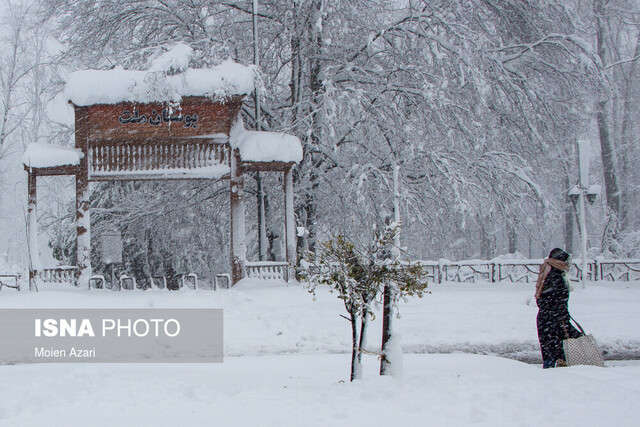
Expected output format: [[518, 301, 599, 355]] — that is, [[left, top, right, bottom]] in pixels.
[[535, 248, 582, 368]]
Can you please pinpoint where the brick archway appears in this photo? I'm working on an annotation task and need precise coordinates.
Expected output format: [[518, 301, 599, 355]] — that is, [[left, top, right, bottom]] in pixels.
[[25, 95, 298, 289]]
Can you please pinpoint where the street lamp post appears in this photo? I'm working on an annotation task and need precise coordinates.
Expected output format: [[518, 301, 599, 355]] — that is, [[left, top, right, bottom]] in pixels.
[[568, 141, 600, 289]]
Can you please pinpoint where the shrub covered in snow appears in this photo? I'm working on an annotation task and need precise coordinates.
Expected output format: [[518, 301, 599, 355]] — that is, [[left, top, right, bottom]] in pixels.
[[300, 223, 428, 380]]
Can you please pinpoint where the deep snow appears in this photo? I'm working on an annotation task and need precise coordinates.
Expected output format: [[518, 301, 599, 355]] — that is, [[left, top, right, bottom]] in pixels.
[[0, 280, 639, 426], [229, 113, 303, 163], [65, 60, 255, 106]]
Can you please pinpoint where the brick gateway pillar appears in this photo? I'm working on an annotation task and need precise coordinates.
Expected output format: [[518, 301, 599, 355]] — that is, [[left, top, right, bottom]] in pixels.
[[75, 107, 92, 285], [230, 148, 247, 284]]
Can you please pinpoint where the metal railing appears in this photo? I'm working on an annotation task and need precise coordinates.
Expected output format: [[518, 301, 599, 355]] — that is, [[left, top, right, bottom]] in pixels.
[[592, 260, 640, 282], [0, 274, 21, 290]]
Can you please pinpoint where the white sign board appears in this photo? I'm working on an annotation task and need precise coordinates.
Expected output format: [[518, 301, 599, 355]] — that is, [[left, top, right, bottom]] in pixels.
[[100, 232, 123, 264]]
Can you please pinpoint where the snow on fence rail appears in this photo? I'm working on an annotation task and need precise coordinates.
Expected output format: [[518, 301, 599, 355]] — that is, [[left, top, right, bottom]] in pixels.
[[415, 259, 640, 283]]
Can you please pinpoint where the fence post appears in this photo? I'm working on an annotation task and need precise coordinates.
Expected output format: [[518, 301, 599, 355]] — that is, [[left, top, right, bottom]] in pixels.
[[491, 263, 495, 283]]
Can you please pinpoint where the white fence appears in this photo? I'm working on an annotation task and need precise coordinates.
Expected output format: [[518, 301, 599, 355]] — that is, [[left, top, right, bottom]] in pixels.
[[415, 259, 640, 283]]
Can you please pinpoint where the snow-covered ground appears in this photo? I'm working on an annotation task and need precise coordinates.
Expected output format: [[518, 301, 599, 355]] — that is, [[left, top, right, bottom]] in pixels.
[[1, 280, 639, 426]]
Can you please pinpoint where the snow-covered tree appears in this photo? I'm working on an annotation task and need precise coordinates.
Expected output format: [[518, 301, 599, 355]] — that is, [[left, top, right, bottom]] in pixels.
[[0, 1, 58, 267], [34, 0, 638, 274], [301, 223, 427, 381], [585, 0, 640, 252]]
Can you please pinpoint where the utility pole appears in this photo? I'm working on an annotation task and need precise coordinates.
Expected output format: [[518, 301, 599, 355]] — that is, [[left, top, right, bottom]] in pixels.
[[569, 141, 600, 289]]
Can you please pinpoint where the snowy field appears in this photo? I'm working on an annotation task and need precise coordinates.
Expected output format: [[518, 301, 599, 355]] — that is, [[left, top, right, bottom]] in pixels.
[[1, 280, 640, 426]]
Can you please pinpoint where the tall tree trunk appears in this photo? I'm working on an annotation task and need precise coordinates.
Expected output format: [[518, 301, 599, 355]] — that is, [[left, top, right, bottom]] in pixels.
[[304, 192, 317, 253], [357, 302, 371, 376], [379, 282, 392, 375], [507, 223, 517, 254], [289, 8, 301, 130], [349, 310, 360, 381], [618, 30, 640, 232], [295, 198, 308, 259], [594, 0, 621, 242], [304, 0, 325, 254], [290, 6, 304, 259], [252, 0, 268, 261], [478, 214, 494, 260], [381, 164, 400, 376], [256, 173, 268, 260]]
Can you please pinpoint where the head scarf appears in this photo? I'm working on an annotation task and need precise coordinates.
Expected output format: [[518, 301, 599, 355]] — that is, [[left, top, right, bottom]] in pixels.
[[534, 258, 570, 299]]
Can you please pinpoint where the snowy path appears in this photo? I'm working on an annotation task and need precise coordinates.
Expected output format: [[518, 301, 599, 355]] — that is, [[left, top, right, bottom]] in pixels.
[[2, 280, 638, 362]]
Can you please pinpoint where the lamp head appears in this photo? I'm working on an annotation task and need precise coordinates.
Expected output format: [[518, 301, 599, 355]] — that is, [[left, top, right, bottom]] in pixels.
[[568, 185, 580, 205], [586, 184, 600, 205]]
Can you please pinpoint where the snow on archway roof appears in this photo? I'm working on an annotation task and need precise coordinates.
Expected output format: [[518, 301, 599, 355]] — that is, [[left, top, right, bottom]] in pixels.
[[230, 119, 303, 164], [23, 143, 83, 168], [65, 60, 255, 106], [233, 130, 303, 163]]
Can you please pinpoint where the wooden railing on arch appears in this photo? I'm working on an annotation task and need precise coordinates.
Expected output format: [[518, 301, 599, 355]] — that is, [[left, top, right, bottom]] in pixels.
[[88, 140, 230, 177]]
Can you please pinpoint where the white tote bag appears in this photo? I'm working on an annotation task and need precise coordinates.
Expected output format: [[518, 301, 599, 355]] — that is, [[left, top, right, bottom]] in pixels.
[[562, 317, 605, 367]]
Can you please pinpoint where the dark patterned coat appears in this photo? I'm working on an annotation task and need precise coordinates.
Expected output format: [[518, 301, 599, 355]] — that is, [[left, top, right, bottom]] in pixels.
[[536, 267, 581, 367]]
